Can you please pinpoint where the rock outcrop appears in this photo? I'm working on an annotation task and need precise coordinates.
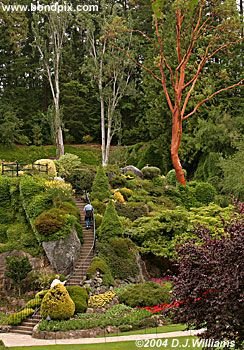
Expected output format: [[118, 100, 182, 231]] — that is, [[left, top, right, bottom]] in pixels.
[[42, 228, 81, 275]]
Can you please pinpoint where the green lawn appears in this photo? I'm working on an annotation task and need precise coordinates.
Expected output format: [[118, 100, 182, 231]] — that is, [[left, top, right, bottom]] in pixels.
[[99, 323, 186, 337], [7, 337, 202, 350], [0, 144, 101, 165]]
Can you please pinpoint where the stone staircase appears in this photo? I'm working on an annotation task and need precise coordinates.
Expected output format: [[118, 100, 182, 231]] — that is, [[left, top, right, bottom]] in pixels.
[[9, 197, 95, 335], [10, 313, 41, 335], [66, 197, 95, 286]]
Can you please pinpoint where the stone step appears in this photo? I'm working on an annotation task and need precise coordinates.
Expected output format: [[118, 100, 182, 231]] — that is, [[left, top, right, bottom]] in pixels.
[[11, 329, 32, 335], [12, 325, 33, 331]]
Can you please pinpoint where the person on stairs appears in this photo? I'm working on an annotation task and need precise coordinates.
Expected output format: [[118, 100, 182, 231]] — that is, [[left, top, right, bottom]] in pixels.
[[84, 203, 94, 229]]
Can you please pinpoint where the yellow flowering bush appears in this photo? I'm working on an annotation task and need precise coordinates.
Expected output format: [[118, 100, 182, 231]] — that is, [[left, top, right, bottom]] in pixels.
[[88, 291, 116, 308], [113, 191, 125, 203], [34, 159, 57, 176], [44, 180, 74, 198]]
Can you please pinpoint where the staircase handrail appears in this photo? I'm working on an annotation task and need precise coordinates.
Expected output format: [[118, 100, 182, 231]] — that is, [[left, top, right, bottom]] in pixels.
[[80, 191, 96, 276]]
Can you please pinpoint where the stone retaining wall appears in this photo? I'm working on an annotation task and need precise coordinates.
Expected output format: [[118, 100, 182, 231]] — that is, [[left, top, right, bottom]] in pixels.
[[32, 325, 119, 339]]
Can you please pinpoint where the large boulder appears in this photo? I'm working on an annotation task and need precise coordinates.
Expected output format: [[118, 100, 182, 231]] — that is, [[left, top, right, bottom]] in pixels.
[[120, 165, 143, 178], [42, 228, 81, 275]]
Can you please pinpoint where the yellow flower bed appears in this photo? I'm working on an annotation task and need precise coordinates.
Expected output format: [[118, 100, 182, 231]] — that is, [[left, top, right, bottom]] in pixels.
[[88, 291, 116, 308]]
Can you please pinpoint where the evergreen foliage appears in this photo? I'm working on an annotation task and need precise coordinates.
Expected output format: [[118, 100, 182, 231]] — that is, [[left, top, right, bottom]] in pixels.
[[98, 200, 123, 241], [91, 166, 110, 201], [195, 182, 216, 204], [118, 281, 172, 307], [40, 284, 75, 320], [87, 256, 114, 286], [98, 237, 139, 279], [66, 286, 88, 314]]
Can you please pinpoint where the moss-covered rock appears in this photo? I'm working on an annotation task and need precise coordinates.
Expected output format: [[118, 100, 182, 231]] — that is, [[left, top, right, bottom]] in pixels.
[[40, 284, 75, 320]]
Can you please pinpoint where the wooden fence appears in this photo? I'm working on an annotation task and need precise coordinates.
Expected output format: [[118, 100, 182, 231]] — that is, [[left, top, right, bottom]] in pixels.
[[1, 162, 48, 177]]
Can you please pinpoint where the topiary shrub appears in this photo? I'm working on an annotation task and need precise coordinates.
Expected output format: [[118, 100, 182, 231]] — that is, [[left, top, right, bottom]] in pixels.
[[7, 308, 35, 326], [115, 202, 149, 221], [98, 238, 139, 279], [98, 200, 123, 241], [34, 208, 65, 236], [91, 166, 111, 201], [40, 284, 75, 320], [141, 166, 161, 179], [25, 297, 42, 309], [195, 182, 216, 204], [66, 286, 88, 313], [35, 290, 49, 299], [87, 256, 114, 286], [166, 169, 187, 186], [118, 281, 172, 307]]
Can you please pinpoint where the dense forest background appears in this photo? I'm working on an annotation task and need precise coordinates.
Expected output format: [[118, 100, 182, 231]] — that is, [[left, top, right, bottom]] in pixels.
[[0, 0, 243, 180]]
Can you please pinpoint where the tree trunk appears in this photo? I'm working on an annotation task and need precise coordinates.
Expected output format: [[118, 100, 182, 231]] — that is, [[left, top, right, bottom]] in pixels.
[[171, 110, 186, 185], [54, 102, 64, 159], [100, 93, 106, 166]]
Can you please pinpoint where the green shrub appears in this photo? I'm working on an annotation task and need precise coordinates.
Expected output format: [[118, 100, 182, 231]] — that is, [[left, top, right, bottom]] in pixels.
[[195, 182, 216, 204], [25, 297, 42, 308], [19, 176, 45, 205], [109, 174, 127, 188], [115, 202, 149, 221], [66, 167, 96, 193], [0, 224, 8, 243], [119, 187, 133, 200], [58, 201, 80, 219], [91, 166, 110, 201], [91, 199, 106, 215], [7, 308, 35, 326], [94, 213, 103, 228], [166, 169, 187, 186], [55, 153, 82, 178], [27, 193, 53, 219], [6, 223, 28, 242], [98, 238, 139, 279], [99, 200, 123, 241], [118, 281, 172, 307], [40, 284, 75, 320], [0, 207, 14, 224], [5, 255, 32, 289], [66, 286, 88, 313], [141, 166, 161, 179], [0, 176, 10, 206], [87, 257, 114, 286], [34, 208, 65, 236]]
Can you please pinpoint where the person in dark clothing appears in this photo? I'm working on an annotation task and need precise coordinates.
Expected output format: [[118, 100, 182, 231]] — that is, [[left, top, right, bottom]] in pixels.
[[84, 203, 94, 229]]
